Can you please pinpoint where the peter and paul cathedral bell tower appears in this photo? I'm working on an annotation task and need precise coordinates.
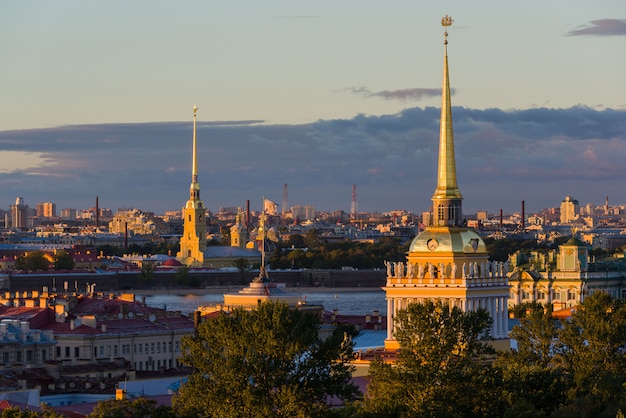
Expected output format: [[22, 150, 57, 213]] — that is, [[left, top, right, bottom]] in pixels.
[[383, 17, 510, 350], [177, 105, 207, 266]]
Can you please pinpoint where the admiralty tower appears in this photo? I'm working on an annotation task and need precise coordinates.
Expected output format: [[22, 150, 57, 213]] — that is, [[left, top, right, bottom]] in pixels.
[[383, 16, 510, 350]]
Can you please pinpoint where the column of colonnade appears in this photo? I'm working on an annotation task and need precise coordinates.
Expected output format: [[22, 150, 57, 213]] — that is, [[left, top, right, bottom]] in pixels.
[[386, 294, 509, 342]]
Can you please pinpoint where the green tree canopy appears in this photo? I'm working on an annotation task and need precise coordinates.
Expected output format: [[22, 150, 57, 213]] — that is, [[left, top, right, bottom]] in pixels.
[[53, 251, 76, 271], [173, 301, 360, 417], [495, 303, 569, 416], [556, 291, 626, 416], [88, 397, 175, 418], [363, 300, 500, 417], [14, 251, 50, 272]]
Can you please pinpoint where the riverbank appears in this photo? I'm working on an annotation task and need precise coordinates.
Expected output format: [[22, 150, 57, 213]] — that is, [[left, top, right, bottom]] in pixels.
[[130, 286, 384, 297]]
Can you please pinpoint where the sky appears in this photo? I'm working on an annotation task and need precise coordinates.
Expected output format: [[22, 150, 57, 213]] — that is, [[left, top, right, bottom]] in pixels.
[[1, 1, 625, 216]]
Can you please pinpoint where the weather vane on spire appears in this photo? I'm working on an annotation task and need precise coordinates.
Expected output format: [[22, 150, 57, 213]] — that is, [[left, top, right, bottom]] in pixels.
[[442, 15, 453, 45]]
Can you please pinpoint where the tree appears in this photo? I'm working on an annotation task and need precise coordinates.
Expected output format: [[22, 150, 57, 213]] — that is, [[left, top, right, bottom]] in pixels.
[[173, 301, 360, 417], [495, 303, 569, 416], [362, 300, 501, 417], [233, 257, 250, 283], [555, 291, 626, 416], [139, 263, 154, 283], [14, 251, 50, 271], [88, 397, 175, 417], [53, 251, 76, 271]]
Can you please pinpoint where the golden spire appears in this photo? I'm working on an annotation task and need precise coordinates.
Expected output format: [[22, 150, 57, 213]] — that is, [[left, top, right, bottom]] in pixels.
[[191, 105, 198, 184], [433, 15, 462, 202], [431, 16, 463, 227], [189, 105, 201, 201]]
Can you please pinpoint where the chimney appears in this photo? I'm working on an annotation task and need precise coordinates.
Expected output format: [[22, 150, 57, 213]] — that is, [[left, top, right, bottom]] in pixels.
[[194, 311, 202, 329]]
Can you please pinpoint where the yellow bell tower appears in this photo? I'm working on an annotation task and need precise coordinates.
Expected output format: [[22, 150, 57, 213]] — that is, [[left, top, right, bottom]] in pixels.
[[383, 17, 510, 350], [177, 105, 207, 266]]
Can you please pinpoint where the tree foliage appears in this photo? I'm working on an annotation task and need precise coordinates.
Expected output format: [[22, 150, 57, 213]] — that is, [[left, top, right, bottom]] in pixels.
[[556, 291, 626, 416], [88, 397, 175, 417], [14, 251, 50, 271], [173, 301, 360, 417], [52, 251, 76, 271], [269, 237, 408, 270], [362, 300, 500, 417]]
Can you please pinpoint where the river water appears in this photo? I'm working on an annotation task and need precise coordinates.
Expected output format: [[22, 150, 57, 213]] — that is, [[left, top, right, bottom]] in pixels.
[[139, 289, 387, 316]]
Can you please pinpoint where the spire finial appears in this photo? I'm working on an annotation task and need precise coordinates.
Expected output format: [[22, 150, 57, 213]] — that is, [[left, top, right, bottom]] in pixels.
[[191, 105, 199, 187], [442, 15, 453, 46]]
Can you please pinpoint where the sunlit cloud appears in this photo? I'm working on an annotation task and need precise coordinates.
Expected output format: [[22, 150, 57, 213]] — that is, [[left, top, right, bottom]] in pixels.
[[0, 151, 55, 173], [343, 87, 452, 102], [567, 19, 626, 37]]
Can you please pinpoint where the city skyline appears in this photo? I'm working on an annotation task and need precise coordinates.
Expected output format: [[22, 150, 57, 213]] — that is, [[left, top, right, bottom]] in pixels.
[[1, 2, 625, 215]]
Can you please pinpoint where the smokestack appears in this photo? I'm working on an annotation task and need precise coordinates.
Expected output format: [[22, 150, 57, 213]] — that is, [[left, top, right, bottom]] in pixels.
[[95, 196, 99, 229], [194, 310, 202, 329], [521, 200, 525, 230], [246, 200, 250, 232]]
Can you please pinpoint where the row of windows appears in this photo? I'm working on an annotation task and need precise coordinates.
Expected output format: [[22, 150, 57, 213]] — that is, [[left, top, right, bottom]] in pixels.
[[1, 349, 48, 364], [518, 289, 577, 301], [54, 340, 182, 360], [134, 358, 181, 371]]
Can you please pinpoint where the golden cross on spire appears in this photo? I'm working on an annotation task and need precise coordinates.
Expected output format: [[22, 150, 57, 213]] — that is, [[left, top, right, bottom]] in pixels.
[[442, 15, 453, 45]]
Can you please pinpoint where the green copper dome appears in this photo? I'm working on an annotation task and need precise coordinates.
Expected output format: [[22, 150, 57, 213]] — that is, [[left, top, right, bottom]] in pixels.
[[409, 227, 487, 254]]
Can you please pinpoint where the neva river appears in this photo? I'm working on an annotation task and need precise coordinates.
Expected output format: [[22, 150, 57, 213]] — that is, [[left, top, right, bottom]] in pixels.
[[139, 289, 387, 316]]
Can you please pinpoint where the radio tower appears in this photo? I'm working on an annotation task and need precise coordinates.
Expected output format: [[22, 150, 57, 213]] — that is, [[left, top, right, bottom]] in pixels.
[[282, 183, 288, 225], [350, 184, 358, 221]]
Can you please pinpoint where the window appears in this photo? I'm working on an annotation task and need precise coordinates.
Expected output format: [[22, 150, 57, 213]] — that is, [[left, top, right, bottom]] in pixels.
[[99, 346, 104, 357], [27, 350, 33, 362], [175, 341, 180, 352], [144, 343, 148, 354], [113, 345, 118, 356], [65, 347, 70, 358], [157, 342, 161, 353], [151, 343, 155, 354], [2, 352, 9, 363], [16, 351, 22, 363], [74, 347, 80, 358], [56, 347, 61, 358], [41, 350, 46, 361], [168, 341, 172, 353]]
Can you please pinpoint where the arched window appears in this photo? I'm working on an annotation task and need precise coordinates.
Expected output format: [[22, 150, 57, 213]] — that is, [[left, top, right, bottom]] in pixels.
[[187, 250, 191, 257]]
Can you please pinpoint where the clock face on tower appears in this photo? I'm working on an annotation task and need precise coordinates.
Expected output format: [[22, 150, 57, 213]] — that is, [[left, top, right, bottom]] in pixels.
[[427, 239, 439, 251]]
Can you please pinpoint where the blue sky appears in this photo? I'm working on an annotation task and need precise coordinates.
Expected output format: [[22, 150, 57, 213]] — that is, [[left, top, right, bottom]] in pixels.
[[1, 1, 625, 215]]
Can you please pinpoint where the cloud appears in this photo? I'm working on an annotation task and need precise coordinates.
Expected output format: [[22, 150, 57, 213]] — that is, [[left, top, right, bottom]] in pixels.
[[567, 19, 626, 36], [345, 87, 449, 102], [0, 106, 624, 215]]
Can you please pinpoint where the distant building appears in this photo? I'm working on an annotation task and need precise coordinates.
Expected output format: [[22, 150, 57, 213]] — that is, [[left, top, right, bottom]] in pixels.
[[560, 195, 580, 224], [108, 209, 158, 236], [10, 197, 29, 230], [508, 237, 626, 309], [60, 208, 77, 221], [36, 202, 56, 218]]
